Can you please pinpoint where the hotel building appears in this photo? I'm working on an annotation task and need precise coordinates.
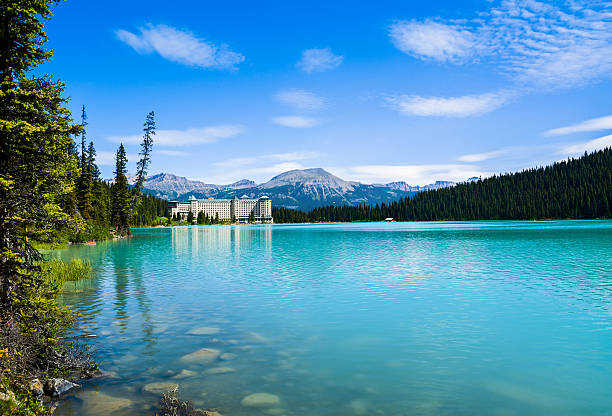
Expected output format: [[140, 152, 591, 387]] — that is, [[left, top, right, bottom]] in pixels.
[[168, 196, 273, 223]]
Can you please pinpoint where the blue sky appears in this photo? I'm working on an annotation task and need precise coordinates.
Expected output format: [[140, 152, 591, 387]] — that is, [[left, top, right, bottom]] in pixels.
[[42, 0, 612, 185]]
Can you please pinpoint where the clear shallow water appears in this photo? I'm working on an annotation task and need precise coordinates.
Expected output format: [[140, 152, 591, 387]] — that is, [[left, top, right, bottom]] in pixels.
[[52, 221, 612, 416]]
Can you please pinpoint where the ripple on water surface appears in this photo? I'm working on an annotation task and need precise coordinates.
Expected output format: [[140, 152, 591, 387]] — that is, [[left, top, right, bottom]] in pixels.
[[54, 221, 612, 415]]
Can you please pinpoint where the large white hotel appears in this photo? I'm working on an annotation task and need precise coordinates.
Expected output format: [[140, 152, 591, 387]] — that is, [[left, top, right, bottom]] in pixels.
[[168, 196, 273, 223]]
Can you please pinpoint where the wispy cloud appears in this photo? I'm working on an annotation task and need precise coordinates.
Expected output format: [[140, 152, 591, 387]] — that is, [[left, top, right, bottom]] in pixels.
[[544, 115, 612, 136], [108, 125, 245, 147], [458, 149, 509, 162], [275, 89, 325, 112], [389, 20, 476, 63], [272, 116, 318, 128], [332, 164, 488, 185], [559, 134, 612, 155], [95, 150, 139, 166], [116, 24, 244, 70], [213, 157, 257, 168], [297, 48, 343, 73], [386, 91, 510, 117], [266, 151, 321, 161], [390, 1, 612, 88]]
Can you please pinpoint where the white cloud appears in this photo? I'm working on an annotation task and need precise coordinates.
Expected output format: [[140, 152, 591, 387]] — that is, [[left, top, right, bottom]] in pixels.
[[95, 150, 139, 166], [275, 89, 325, 112], [332, 164, 488, 185], [544, 115, 612, 136], [559, 134, 612, 155], [197, 162, 306, 185], [387, 92, 509, 117], [213, 157, 257, 168], [272, 116, 318, 128], [108, 125, 245, 147], [389, 20, 476, 63], [458, 149, 508, 162], [297, 48, 343, 73], [391, 1, 612, 88], [116, 24, 244, 70], [266, 151, 321, 161]]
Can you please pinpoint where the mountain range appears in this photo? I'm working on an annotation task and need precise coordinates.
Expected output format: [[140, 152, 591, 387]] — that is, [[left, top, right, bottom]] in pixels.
[[141, 168, 476, 211]]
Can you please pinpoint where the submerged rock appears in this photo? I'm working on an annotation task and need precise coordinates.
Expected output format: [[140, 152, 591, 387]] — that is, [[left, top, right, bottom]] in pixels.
[[44, 378, 79, 397], [246, 332, 268, 342], [187, 327, 220, 335], [172, 369, 198, 379], [241, 393, 280, 408], [219, 353, 237, 361], [204, 366, 235, 375], [263, 408, 286, 415], [142, 381, 179, 395], [79, 391, 133, 414], [180, 348, 221, 363]]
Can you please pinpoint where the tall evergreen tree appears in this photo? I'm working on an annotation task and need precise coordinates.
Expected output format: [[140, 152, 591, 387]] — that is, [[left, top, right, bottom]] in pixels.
[[111, 144, 131, 235], [0, 0, 82, 353], [79, 104, 87, 168], [134, 111, 155, 193]]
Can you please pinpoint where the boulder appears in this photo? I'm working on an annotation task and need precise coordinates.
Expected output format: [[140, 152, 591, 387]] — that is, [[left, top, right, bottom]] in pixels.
[[0, 390, 17, 406], [241, 393, 280, 408], [79, 391, 133, 414], [142, 381, 179, 395], [43, 378, 79, 397], [204, 366, 235, 375], [220, 353, 237, 361], [29, 379, 44, 397], [187, 327, 220, 335], [172, 369, 198, 379], [180, 348, 220, 363]]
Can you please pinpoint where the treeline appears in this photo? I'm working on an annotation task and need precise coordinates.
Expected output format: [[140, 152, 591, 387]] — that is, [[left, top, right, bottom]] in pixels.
[[50, 107, 168, 243], [274, 148, 612, 222]]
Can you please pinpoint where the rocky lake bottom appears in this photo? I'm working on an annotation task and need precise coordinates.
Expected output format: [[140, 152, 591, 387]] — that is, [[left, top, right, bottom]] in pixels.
[[53, 221, 612, 415]]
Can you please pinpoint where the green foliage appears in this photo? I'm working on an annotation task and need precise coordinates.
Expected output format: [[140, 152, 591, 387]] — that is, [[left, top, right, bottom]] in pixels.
[[197, 211, 206, 224], [276, 149, 612, 223], [187, 211, 194, 223], [111, 144, 131, 235], [134, 111, 155, 192], [0, 379, 50, 416], [0, 1, 95, 411], [39, 259, 92, 286]]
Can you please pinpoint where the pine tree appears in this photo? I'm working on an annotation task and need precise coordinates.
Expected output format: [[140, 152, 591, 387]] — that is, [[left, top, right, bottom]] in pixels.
[[111, 144, 132, 235], [76, 106, 93, 219], [134, 111, 155, 192], [0, 0, 82, 340], [187, 211, 194, 223]]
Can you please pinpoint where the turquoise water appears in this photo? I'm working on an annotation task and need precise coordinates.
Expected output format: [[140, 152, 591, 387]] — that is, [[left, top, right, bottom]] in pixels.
[[53, 221, 612, 415]]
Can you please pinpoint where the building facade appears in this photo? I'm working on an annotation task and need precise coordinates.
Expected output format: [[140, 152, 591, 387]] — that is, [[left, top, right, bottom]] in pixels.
[[168, 196, 273, 223]]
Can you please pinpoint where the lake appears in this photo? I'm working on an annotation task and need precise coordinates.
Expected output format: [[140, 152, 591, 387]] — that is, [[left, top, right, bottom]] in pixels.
[[53, 221, 612, 415]]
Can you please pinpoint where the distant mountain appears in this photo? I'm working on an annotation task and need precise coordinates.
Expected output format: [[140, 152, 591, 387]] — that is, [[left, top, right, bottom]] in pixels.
[[142, 168, 466, 211]]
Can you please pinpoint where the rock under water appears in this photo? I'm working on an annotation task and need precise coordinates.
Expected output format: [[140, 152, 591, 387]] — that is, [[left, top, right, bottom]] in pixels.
[[241, 393, 281, 408]]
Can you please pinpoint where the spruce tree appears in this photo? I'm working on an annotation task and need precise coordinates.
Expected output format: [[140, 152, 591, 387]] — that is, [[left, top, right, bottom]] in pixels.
[[0, 0, 82, 363], [111, 144, 131, 235]]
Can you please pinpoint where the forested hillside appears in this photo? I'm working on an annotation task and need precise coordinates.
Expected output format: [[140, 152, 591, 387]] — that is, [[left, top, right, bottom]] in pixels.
[[273, 149, 612, 222]]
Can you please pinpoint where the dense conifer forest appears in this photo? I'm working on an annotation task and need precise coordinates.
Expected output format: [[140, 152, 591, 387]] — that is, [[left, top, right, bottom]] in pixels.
[[273, 148, 612, 223]]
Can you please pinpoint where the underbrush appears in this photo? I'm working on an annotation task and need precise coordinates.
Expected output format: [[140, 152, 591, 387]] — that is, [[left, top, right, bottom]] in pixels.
[[39, 258, 92, 286], [0, 260, 95, 416]]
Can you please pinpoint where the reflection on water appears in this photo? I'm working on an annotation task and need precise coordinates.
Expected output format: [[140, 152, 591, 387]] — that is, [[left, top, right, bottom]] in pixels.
[[53, 222, 612, 416]]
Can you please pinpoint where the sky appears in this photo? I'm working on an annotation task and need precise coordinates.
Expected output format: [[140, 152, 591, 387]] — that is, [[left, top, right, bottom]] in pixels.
[[41, 0, 612, 185]]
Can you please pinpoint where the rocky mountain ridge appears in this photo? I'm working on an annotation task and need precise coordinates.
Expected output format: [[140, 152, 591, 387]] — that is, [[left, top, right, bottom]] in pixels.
[[141, 168, 472, 210]]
